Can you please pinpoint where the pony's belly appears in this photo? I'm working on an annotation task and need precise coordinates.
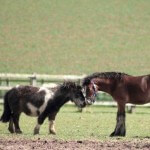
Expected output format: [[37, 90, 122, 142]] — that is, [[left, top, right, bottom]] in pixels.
[[26, 103, 39, 116], [26, 100, 49, 116], [24, 111, 38, 117]]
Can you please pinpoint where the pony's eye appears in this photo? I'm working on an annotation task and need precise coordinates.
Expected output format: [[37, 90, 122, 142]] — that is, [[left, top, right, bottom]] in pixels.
[[77, 93, 81, 96]]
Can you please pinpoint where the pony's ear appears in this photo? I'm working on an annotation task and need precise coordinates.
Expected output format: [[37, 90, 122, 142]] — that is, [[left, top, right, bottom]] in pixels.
[[76, 85, 82, 90], [82, 78, 91, 86]]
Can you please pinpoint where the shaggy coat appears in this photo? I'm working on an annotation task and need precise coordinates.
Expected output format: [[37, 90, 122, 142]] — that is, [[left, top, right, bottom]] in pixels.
[[0, 82, 86, 135]]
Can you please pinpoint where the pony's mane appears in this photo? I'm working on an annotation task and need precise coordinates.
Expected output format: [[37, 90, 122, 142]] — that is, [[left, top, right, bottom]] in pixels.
[[82, 72, 128, 85], [58, 81, 80, 90]]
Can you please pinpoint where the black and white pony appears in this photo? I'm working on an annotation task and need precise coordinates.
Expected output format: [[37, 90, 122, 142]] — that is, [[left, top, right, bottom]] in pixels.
[[0, 81, 86, 135]]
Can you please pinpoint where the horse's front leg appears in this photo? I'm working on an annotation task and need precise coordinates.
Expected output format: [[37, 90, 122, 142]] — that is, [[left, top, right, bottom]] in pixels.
[[48, 112, 57, 135], [34, 112, 47, 135], [110, 102, 126, 137]]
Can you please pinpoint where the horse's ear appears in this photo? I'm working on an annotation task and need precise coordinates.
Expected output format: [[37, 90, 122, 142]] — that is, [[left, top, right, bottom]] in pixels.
[[91, 81, 98, 91]]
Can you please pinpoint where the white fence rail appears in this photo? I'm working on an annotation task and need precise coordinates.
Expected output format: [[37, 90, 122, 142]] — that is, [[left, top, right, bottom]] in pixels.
[[0, 73, 149, 113], [0, 73, 86, 87]]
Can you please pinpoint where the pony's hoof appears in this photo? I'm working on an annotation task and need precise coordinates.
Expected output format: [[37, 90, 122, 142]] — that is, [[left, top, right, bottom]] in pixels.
[[8, 128, 15, 134], [16, 130, 22, 134], [34, 129, 39, 135], [50, 130, 56, 135]]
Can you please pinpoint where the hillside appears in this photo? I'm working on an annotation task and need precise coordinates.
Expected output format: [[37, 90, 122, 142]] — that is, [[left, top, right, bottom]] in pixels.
[[0, 0, 150, 75]]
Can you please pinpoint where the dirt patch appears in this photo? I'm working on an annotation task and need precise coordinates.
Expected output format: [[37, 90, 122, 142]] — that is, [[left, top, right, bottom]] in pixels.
[[0, 138, 150, 150]]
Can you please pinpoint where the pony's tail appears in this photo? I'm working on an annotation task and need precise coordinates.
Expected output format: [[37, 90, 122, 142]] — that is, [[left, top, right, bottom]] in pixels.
[[0, 91, 11, 122]]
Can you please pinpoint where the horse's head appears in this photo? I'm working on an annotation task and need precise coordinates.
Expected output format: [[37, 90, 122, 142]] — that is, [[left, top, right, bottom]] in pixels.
[[82, 80, 98, 105], [62, 82, 86, 108]]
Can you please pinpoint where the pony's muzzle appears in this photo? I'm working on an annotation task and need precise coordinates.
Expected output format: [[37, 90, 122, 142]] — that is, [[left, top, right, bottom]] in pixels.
[[79, 101, 86, 108], [85, 99, 95, 105]]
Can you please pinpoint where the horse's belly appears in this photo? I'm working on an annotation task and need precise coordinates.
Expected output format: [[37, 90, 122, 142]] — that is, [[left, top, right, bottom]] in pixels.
[[129, 95, 150, 104]]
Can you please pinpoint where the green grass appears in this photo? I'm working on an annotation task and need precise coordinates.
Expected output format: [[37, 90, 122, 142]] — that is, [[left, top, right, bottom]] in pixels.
[[0, 105, 149, 140], [0, 0, 150, 75]]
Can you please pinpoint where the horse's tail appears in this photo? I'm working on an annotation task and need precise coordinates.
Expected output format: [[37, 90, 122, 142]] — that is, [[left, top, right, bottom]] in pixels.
[[0, 90, 12, 122]]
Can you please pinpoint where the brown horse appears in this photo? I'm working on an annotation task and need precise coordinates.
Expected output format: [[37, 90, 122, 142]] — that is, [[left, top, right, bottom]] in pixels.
[[82, 72, 150, 136]]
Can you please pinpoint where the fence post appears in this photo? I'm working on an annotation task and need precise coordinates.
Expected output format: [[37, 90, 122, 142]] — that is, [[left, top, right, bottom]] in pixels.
[[30, 74, 37, 86], [126, 105, 135, 113], [6, 78, 10, 86], [0, 78, 2, 98]]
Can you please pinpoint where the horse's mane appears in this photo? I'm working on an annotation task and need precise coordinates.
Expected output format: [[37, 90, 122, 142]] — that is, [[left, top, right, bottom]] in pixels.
[[82, 72, 128, 85]]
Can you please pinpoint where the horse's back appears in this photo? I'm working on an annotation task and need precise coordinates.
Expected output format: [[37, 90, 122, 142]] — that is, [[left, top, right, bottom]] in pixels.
[[124, 75, 150, 104]]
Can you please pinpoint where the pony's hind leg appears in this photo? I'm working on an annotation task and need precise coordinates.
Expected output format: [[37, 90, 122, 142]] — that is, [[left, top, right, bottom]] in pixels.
[[8, 116, 15, 133], [12, 113, 22, 134], [34, 112, 47, 135], [34, 123, 41, 135]]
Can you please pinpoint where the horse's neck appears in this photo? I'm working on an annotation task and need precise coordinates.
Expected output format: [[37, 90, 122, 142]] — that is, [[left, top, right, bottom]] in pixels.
[[96, 78, 114, 94]]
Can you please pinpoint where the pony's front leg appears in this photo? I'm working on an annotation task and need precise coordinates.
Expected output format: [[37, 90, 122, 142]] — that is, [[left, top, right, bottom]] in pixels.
[[48, 112, 57, 135], [49, 120, 56, 135], [34, 113, 47, 135], [110, 103, 126, 137]]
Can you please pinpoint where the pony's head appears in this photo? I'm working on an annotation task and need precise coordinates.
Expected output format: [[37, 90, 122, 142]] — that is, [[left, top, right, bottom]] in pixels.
[[61, 81, 86, 108], [82, 78, 98, 105]]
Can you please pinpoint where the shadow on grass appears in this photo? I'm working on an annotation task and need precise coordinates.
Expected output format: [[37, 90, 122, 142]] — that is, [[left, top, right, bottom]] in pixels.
[[61, 110, 150, 115], [61, 111, 117, 114], [134, 112, 150, 115], [132, 136, 150, 139]]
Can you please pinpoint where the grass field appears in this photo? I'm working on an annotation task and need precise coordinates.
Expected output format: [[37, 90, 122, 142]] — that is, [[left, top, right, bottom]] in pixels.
[[0, 0, 150, 75], [0, 105, 149, 140]]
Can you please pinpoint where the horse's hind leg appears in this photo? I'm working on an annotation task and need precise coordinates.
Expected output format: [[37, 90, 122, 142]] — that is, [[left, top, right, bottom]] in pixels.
[[110, 102, 126, 137], [12, 113, 22, 134], [8, 116, 15, 133]]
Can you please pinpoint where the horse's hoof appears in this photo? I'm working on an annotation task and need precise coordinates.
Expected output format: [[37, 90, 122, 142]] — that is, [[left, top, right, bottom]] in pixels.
[[50, 130, 56, 135], [110, 131, 126, 137], [110, 131, 115, 137]]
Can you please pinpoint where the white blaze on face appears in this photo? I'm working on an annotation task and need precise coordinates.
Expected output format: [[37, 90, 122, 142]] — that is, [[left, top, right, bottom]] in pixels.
[[27, 87, 54, 116]]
